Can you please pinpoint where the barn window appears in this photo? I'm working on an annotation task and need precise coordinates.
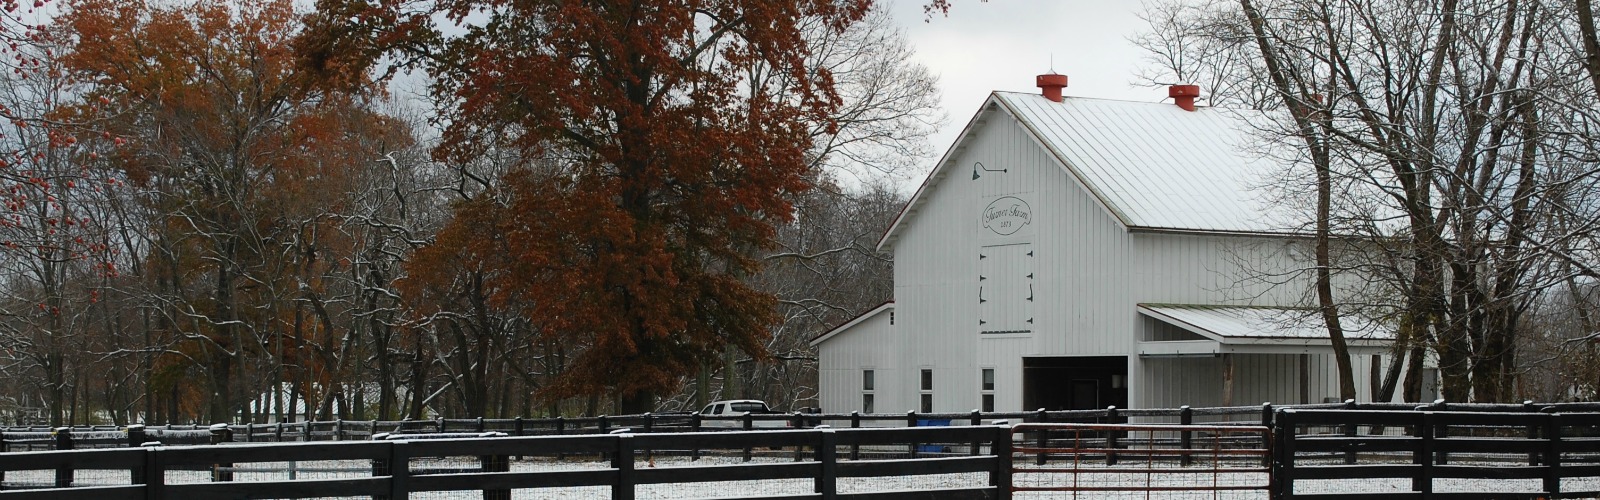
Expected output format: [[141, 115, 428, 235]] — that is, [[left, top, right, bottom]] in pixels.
[[862, 369, 875, 413], [920, 369, 934, 413], [981, 368, 995, 412], [979, 243, 1034, 334]]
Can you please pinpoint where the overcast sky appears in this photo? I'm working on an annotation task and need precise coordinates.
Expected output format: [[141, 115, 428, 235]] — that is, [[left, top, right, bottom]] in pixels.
[[884, 0, 1159, 188]]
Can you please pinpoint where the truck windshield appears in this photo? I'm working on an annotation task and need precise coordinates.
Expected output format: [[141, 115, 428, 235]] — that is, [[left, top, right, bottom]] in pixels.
[[728, 402, 768, 413]]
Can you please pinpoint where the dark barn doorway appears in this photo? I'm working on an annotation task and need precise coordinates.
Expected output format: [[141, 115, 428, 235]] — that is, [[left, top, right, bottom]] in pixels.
[[1022, 356, 1128, 411]]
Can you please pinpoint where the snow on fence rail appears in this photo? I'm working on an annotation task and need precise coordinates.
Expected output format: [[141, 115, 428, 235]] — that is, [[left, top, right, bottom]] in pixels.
[[0, 401, 1336, 450]]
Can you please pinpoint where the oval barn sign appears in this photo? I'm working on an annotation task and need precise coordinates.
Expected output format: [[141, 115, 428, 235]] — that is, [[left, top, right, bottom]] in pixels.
[[982, 196, 1032, 236]]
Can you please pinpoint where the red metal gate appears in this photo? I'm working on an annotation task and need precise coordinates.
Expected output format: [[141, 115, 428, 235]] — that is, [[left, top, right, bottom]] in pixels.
[[1010, 423, 1272, 499]]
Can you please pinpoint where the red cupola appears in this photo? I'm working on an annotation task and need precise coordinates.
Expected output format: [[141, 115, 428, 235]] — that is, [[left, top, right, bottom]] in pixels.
[[1037, 73, 1068, 102]]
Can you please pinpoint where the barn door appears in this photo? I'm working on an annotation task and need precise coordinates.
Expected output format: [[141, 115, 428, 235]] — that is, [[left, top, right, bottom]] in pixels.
[[979, 243, 1033, 334]]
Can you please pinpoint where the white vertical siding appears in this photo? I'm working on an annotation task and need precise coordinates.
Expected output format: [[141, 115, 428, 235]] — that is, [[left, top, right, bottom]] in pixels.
[[815, 310, 897, 414], [821, 103, 1395, 415]]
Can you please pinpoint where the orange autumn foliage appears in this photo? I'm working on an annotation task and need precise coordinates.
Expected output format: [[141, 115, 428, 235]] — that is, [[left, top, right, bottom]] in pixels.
[[306, 0, 871, 407], [58, 0, 405, 421]]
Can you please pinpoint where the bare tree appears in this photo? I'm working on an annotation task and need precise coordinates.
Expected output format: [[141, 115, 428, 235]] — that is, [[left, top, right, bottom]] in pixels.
[[1135, 0, 1600, 402]]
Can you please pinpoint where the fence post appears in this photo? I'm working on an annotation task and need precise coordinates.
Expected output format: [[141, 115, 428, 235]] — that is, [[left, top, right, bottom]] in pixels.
[[742, 412, 755, 462], [690, 412, 702, 461], [1260, 402, 1274, 467], [1272, 409, 1295, 500], [210, 424, 234, 482], [244, 423, 254, 443], [386, 440, 411, 500], [1034, 409, 1048, 466], [1105, 406, 1119, 466], [970, 410, 983, 456], [1179, 406, 1193, 466], [816, 429, 837, 500], [1341, 400, 1357, 465], [514, 417, 524, 437], [1416, 411, 1433, 496], [335, 419, 345, 441], [53, 427, 74, 488], [1524, 401, 1539, 466], [793, 412, 804, 462], [642, 413, 653, 462], [145, 446, 165, 500], [435, 417, 445, 434], [598, 416, 610, 461], [992, 425, 1013, 498], [907, 411, 919, 458], [1429, 399, 1449, 465], [128, 424, 147, 448], [850, 411, 861, 460], [556, 417, 566, 460], [613, 434, 635, 500], [1544, 411, 1561, 497], [303, 420, 312, 442]]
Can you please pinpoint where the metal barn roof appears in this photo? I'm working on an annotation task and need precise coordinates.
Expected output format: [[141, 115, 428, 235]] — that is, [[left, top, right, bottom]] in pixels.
[[880, 92, 1299, 251], [1139, 304, 1394, 342], [1137, 304, 1393, 357]]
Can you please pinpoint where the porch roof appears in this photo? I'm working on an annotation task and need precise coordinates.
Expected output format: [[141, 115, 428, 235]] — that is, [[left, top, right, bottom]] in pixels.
[[1137, 304, 1394, 357]]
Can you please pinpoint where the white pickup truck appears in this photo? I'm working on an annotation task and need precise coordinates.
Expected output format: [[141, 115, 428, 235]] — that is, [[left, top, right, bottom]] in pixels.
[[699, 400, 789, 428]]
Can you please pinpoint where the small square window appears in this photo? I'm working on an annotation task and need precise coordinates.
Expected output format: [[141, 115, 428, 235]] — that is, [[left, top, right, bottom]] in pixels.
[[863, 370, 875, 391], [982, 394, 995, 413], [982, 368, 995, 391], [921, 369, 933, 391], [920, 393, 933, 413], [863, 394, 875, 414]]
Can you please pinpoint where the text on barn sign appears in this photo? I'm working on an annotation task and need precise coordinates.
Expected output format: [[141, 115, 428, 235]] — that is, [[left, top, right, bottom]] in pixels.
[[983, 196, 1032, 236]]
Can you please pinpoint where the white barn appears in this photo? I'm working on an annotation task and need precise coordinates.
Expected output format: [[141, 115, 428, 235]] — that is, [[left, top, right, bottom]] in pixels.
[[811, 76, 1402, 415]]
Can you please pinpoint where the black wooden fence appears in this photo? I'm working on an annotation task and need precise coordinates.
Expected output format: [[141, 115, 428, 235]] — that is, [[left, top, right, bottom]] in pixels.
[[0, 402, 1311, 451], [1272, 406, 1600, 499], [0, 425, 1011, 500], [17, 402, 1600, 499]]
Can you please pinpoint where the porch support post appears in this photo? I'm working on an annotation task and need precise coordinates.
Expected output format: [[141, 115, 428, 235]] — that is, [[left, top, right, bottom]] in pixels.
[[1299, 354, 1310, 405], [1222, 353, 1235, 406]]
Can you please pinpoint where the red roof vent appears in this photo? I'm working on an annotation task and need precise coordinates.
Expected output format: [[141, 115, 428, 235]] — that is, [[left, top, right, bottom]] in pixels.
[[1169, 84, 1201, 111], [1037, 73, 1068, 103]]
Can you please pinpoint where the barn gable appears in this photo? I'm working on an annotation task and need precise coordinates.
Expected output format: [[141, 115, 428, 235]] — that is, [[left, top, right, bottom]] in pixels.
[[879, 91, 1298, 253]]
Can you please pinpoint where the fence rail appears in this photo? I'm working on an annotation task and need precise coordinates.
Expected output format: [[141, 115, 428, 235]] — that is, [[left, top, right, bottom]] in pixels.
[[0, 402, 1320, 451], [1272, 407, 1600, 499], [0, 425, 1011, 500]]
